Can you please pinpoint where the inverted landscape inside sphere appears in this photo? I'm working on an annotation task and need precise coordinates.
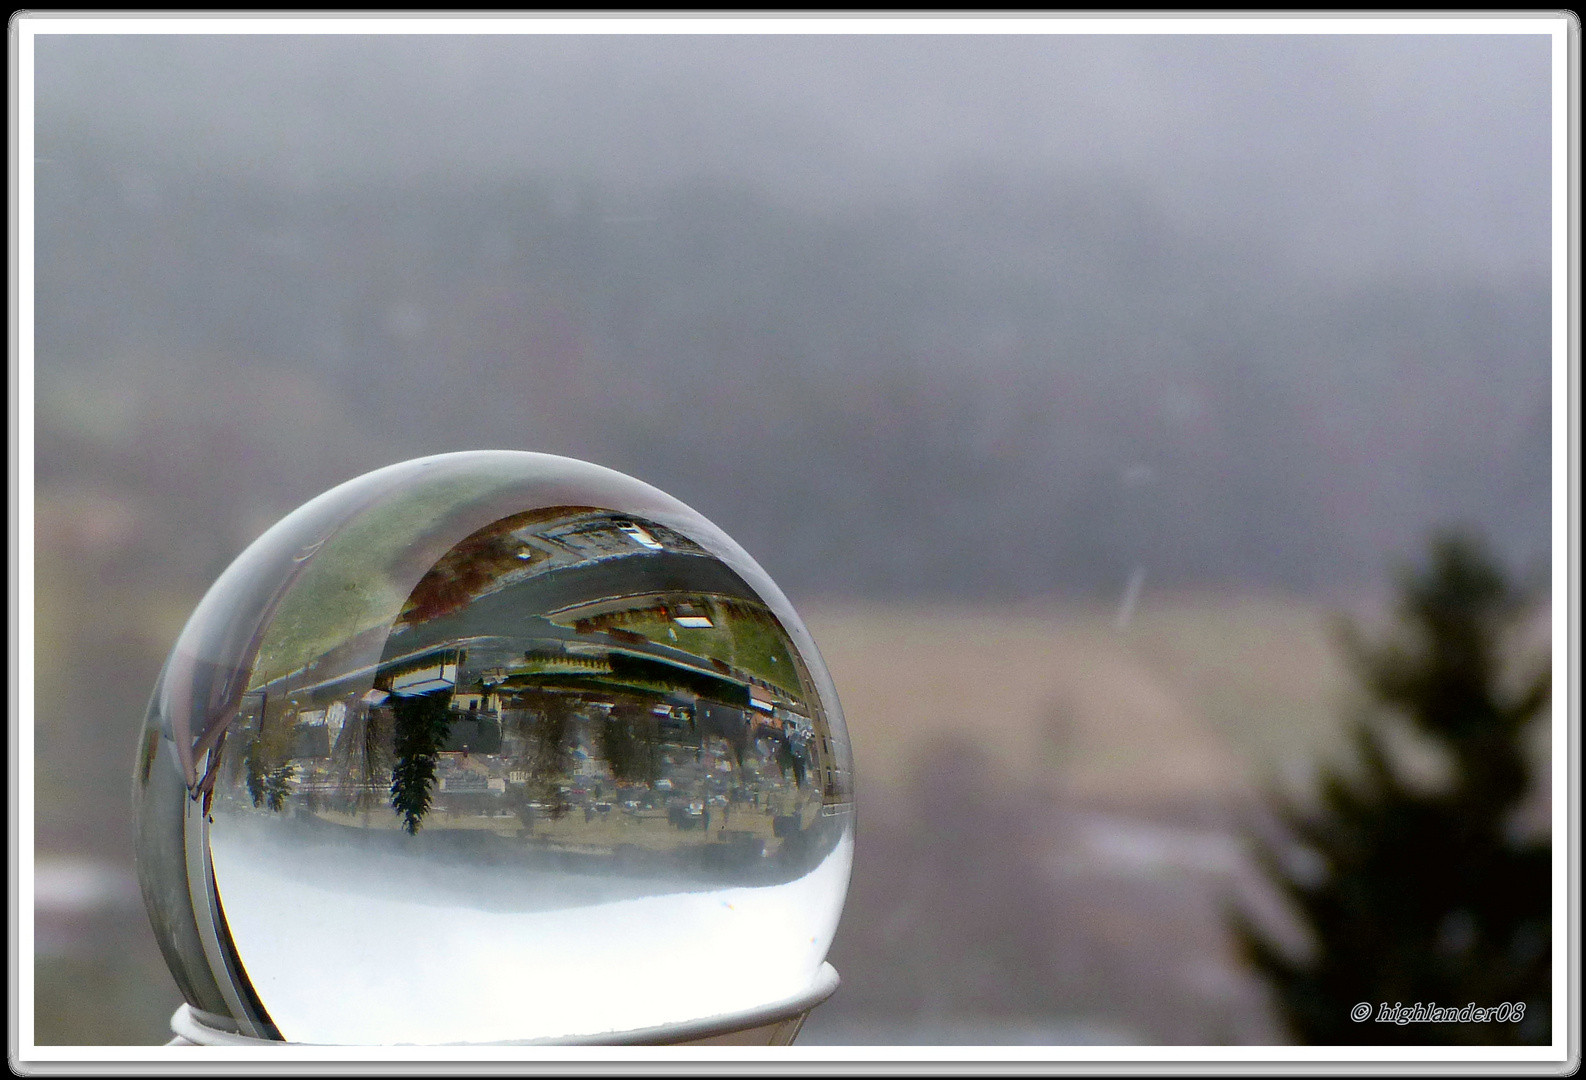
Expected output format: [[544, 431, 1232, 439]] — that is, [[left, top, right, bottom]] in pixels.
[[224, 503, 850, 877], [134, 453, 855, 1044]]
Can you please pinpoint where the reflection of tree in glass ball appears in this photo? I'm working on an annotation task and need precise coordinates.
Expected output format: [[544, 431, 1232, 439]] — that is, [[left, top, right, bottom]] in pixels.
[[133, 453, 854, 1044]]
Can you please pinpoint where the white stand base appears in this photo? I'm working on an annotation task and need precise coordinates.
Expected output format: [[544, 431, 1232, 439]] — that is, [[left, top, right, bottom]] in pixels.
[[169, 962, 839, 1047]]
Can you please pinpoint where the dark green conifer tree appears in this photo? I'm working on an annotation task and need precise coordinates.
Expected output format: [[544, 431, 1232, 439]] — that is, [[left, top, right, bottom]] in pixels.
[[389, 692, 454, 834], [1236, 533, 1551, 1044], [597, 708, 662, 786]]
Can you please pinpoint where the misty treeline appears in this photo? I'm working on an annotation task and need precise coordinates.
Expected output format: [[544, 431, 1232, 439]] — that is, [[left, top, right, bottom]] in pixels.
[[34, 134, 1550, 601]]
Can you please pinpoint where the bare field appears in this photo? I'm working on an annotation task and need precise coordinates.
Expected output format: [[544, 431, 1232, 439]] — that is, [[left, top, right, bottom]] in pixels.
[[801, 592, 1357, 809]]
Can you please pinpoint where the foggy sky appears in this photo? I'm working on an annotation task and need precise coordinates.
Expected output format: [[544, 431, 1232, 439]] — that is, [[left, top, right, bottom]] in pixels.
[[37, 32, 1551, 282], [28, 27, 1556, 600]]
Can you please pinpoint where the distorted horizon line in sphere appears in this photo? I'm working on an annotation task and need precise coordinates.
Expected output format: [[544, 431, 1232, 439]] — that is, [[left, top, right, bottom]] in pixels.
[[133, 451, 856, 1045]]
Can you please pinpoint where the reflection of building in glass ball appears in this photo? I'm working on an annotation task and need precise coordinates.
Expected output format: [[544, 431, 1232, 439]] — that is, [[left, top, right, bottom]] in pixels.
[[133, 452, 854, 1045]]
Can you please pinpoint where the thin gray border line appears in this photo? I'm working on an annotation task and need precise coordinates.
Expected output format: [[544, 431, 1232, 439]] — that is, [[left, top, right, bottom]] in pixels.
[[1565, 6, 1582, 1078], [9, 10, 1581, 1076], [6, 1060, 1583, 1076], [10, 9, 1579, 1075]]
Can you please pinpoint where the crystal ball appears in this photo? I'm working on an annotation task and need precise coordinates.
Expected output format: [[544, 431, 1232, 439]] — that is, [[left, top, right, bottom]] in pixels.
[[133, 452, 855, 1044]]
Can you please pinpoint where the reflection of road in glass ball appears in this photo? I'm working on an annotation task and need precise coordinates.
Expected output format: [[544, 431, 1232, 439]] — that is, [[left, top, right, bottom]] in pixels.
[[132, 452, 854, 1044]]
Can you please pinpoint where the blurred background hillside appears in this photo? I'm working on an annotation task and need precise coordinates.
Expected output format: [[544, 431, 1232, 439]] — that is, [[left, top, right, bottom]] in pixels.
[[28, 28, 1553, 1045]]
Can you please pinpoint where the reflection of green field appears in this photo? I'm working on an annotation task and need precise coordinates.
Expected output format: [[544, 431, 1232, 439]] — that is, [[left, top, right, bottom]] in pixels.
[[594, 601, 801, 695], [511, 659, 753, 709], [253, 484, 805, 697], [252, 469, 523, 687], [502, 672, 739, 709]]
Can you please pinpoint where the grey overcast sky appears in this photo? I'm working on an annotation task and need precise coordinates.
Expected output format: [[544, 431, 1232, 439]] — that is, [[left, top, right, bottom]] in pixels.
[[35, 32, 1552, 284]]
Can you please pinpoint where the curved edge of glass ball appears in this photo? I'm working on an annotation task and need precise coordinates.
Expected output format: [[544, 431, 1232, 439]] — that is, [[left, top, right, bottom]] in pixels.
[[132, 451, 856, 1044]]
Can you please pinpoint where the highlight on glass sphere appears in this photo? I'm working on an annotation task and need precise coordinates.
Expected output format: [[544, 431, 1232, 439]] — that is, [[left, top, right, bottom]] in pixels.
[[132, 452, 855, 1045]]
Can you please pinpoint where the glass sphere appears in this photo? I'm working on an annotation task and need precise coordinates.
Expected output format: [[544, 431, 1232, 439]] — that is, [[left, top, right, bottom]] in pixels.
[[133, 452, 855, 1044]]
